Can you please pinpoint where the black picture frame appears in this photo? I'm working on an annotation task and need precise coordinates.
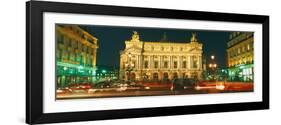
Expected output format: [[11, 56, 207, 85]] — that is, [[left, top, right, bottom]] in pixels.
[[26, 1, 269, 124]]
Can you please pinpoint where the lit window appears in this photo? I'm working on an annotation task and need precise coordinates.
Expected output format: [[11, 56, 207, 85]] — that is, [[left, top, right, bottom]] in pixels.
[[192, 56, 198, 68], [174, 61, 177, 68], [182, 61, 187, 68], [164, 61, 168, 68], [154, 61, 158, 68], [144, 61, 148, 69]]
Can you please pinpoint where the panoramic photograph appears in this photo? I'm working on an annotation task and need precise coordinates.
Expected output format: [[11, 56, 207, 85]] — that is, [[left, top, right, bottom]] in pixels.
[[55, 24, 254, 100]]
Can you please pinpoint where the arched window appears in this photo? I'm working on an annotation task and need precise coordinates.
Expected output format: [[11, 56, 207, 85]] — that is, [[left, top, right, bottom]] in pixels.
[[153, 73, 159, 81], [163, 72, 169, 80], [173, 72, 178, 79]]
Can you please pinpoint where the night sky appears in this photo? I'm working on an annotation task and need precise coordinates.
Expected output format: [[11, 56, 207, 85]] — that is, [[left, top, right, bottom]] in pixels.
[[80, 25, 233, 68]]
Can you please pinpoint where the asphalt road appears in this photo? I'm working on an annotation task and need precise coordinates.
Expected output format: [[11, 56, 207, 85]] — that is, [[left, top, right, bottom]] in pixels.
[[56, 83, 253, 100]]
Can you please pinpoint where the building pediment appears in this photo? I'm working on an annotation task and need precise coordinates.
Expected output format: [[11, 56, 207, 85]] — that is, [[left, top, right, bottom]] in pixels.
[[188, 47, 202, 53], [125, 45, 143, 53]]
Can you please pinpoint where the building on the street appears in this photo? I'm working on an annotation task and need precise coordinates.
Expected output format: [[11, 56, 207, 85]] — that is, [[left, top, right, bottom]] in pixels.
[[56, 25, 99, 87], [119, 31, 203, 81], [226, 32, 254, 82]]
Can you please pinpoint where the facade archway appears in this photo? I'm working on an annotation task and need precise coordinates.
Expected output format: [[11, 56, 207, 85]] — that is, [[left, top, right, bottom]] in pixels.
[[130, 72, 136, 81], [191, 72, 198, 79], [142, 73, 149, 81], [182, 73, 187, 78], [152, 72, 159, 81], [163, 72, 169, 81], [173, 72, 178, 79]]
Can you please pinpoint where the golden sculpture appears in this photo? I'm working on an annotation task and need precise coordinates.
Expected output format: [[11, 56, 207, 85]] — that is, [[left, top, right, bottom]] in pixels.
[[191, 33, 197, 42]]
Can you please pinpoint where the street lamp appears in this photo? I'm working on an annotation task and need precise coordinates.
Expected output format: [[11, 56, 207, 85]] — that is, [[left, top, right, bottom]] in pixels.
[[209, 55, 217, 80], [125, 53, 134, 82]]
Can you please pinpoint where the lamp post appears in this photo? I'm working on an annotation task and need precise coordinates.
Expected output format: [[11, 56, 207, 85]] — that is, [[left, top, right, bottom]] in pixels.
[[125, 53, 135, 82], [209, 55, 217, 80]]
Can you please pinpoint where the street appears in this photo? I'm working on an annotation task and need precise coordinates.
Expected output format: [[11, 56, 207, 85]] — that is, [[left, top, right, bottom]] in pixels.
[[56, 82, 253, 100]]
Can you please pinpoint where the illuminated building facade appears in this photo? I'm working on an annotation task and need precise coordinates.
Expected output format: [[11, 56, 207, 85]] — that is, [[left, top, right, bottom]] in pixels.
[[56, 25, 98, 87], [120, 31, 203, 81], [226, 32, 254, 82]]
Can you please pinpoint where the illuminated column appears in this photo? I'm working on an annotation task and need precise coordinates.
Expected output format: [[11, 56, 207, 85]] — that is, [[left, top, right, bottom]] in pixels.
[[139, 55, 142, 69], [190, 55, 194, 69], [136, 55, 139, 69], [179, 56, 182, 69], [178, 56, 180, 77], [171, 56, 174, 69], [139, 55, 143, 70], [161, 55, 163, 69], [187, 55, 191, 69], [158, 55, 162, 80], [119, 55, 124, 80], [149, 55, 152, 69], [152, 56, 155, 69], [198, 56, 201, 70], [199, 55, 202, 70], [159, 55, 162, 69], [195, 56, 198, 70], [92, 48, 97, 68], [169, 56, 172, 69], [192, 55, 195, 69]]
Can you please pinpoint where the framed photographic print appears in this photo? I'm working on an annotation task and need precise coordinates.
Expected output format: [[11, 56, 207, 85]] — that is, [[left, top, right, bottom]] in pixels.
[[26, 1, 269, 124]]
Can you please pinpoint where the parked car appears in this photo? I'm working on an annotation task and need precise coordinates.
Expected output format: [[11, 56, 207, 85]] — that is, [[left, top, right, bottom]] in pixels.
[[170, 78, 197, 91]]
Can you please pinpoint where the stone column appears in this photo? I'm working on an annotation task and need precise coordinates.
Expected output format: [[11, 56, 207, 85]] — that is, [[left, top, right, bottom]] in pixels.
[[152, 56, 154, 69], [187, 55, 191, 69], [136, 55, 139, 69], [159, 55, 162, 69], [158, 56, 161, 80], [199, 56, 202, 70], [171, 56, 173, 69], [149, 55, 153, 69], [190, 55, 194, 69], [167, 56, 169, 69], [179, 56, 182, 69], [92, 49, 97, 68], [140, 55, 143, 70]]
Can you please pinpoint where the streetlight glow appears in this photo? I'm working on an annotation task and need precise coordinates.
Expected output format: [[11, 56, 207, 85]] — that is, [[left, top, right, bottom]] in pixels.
[[209, 55, 217, 81]]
